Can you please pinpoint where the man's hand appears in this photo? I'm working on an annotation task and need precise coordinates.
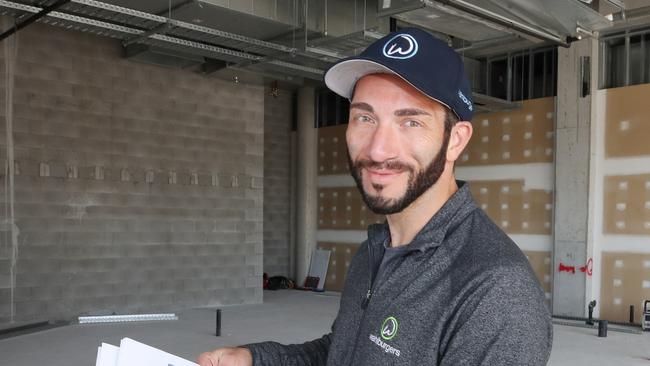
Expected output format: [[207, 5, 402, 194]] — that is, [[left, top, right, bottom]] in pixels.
[[197, 347, 253, 366]]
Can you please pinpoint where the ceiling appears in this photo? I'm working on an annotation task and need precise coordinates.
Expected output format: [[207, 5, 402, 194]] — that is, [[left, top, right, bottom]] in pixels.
[[0, 0, 647, 109]]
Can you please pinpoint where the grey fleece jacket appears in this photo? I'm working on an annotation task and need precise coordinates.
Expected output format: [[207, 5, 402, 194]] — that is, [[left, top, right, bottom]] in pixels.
[[245, 181, 552, 365]]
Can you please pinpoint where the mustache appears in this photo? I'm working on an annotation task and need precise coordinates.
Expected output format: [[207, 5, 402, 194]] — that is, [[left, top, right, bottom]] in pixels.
[[352, 158, 412, 172]]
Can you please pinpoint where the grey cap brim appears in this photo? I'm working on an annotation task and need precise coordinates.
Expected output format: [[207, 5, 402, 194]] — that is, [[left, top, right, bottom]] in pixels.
[[324, 58, 395, 99]]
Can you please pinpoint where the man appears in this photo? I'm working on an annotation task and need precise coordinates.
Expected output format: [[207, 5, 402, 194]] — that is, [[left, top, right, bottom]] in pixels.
[[198, 27, 552, 366]]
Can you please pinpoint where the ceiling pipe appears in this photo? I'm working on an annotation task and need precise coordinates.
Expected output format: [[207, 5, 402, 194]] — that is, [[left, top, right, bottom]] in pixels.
[[575, 24, 596, 40], [428, 0, 570, 47]]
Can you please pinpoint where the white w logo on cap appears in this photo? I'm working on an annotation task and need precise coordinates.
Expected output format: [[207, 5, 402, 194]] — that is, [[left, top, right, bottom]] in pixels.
[[382, 34, 419, 60]]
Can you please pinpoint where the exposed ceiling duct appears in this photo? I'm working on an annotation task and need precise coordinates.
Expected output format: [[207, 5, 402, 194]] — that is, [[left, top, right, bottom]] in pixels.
[[601, 5, 650, 35], [380, 0, 614, 57], [0, 0, 335, 81]]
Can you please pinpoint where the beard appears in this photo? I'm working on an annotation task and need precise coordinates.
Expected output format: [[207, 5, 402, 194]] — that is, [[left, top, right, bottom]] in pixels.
[[348, 135, 450, 215]]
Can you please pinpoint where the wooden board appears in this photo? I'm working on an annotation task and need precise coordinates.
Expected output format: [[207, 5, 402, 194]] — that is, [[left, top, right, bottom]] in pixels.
[[603, 174, 650, 235], [601, 252, 650, 323], [460, 97, 555, 166], [604, 83, 650, 157]]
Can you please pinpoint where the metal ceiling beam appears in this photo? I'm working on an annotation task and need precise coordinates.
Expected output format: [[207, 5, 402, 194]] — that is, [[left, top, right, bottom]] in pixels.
[[0, 0, 70, 41], [149, 33, 261, 61], [122, 21, 170, 46], [0, 0, 328, 80], [0, 0, 140, 36]]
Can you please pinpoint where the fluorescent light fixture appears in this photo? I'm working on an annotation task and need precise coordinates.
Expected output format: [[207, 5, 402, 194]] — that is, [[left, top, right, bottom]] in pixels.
[[79, 313, 178, 324], [576, 25, 595, 39]]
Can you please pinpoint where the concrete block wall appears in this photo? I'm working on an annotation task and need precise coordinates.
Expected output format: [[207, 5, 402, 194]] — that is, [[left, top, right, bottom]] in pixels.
[[263, 88, 292, 277], [0, 24, 264, 325]]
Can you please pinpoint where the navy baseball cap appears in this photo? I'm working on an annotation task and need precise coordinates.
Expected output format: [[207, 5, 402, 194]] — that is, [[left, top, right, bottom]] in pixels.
[[324, 27, 474, 122]]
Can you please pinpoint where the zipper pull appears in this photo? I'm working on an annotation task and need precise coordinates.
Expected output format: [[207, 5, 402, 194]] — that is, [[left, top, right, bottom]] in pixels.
[[361, 289, 372, 309]]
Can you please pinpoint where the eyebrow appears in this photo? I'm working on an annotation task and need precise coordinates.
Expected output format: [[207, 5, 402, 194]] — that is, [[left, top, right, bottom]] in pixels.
[[349, 102, 374, 113], [394, 108, 431, 117], [349, 102, 431, 117]]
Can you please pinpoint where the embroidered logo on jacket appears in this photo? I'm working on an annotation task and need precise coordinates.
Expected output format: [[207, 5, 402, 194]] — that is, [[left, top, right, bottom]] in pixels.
[[368, 316, 402, 357], [381, 316, 399, 340]]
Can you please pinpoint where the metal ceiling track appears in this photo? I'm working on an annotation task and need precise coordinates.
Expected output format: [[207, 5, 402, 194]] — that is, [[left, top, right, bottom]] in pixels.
[[0, 0, 69, 41], [0, 0, 326, 79]]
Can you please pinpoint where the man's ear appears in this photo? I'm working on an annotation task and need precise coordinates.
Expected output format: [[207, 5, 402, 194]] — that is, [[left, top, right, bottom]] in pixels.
[[446, 121, 473, 162]]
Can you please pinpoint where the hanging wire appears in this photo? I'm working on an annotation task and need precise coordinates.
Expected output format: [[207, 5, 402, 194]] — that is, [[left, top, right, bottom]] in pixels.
[[354, 0, 357, 32], [304, 0, 308, 48], [3, 16, 19, 323], [521, 49, 526, 101], [363, 0, 366, 31], [292, 0, 296, 49], [324, 0, 327, 36]]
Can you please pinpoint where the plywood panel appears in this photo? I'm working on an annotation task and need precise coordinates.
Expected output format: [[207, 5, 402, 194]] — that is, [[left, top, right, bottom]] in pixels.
[[460, 97, 555, 166], [469, 180, 553, 234], [523, 250, 552, 301], [318, 181, 553, 234], [603, 174, 650, 235], [601, 252, 650, 323], [317, 242, 360, 292], [319, 98, 556, 170], [318, 187, 384, 230], [605, 83, 650, 157], [318, 125, 349, 175]]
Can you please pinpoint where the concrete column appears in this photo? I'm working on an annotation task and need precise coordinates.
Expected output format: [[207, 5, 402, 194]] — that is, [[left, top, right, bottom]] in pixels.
[[553, 38, 595, 317], [288, 130, 297, 279], [295, 87, 318, 285]]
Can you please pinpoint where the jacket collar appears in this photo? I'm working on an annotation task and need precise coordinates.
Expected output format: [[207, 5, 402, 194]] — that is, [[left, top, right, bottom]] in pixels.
[[367, 180, 477, 253]]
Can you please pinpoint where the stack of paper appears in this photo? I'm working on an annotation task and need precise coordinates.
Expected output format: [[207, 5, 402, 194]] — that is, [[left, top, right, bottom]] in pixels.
[[96, 338, 198, 366]]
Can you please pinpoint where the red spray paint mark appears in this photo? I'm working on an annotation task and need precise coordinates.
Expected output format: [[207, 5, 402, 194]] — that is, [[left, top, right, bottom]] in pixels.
[[579, 258, 593, 276], [559, 262, 575, 274]]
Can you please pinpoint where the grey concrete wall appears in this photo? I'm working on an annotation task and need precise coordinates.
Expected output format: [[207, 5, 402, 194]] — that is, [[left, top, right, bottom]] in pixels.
[[0, 24, 263, 324], [262, 88, 292, 277]]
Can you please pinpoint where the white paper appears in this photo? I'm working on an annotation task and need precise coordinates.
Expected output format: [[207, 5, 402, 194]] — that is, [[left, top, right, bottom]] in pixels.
[[96, 343, 119, 366], [308, 249, 331, 290], [116, 338, 198, 366]]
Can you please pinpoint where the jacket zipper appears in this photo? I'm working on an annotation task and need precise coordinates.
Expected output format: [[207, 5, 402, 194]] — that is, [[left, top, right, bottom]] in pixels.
[[362, 238, 379, 309], [347, 241, 377, 365], [361, 288, 372, 309]]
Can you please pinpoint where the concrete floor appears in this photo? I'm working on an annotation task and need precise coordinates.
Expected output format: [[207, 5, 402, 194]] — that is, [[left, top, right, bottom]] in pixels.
[[0, 290, 648, 365]]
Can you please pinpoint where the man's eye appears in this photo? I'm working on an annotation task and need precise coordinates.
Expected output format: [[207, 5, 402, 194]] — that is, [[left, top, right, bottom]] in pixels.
[[404, 120, 421, 127], [357, 115, 373, 123]]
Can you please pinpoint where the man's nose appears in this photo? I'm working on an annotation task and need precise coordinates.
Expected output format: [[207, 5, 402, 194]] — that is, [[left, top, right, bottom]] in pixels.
[[367, 124, 399, 163]]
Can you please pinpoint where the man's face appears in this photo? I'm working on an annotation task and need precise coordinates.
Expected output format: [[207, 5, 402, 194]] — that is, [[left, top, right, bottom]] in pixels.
[[346, 74, 450, 215]]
